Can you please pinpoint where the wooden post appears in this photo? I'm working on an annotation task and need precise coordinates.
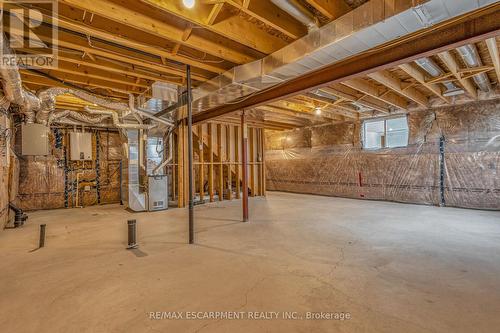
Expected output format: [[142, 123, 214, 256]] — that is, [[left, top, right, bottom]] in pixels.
[[256, 128, 262, 196], [249, 127, 255, 197], [187, 64, 194, 244], [241, 112, 249, 222], [262, 128, 266, 196], [198, 124, 205, 202], [177, 123, 185, 208], [172, 133, 177, 201], [208, 123, 214, 202], [235, 125, 241, 199], [217, 124, 224, 201], [226, 125, 232, 200]]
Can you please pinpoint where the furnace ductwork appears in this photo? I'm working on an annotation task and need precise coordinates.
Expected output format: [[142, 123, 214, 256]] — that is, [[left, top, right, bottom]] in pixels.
[[49, 110, 112, 124], [192, 0, 498, 115]]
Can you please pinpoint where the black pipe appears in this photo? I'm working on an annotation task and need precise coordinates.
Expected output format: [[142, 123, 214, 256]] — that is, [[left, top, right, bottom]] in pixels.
[[39, 224, 46, 248], [127, 220, 138, 249], [187, 65, 194, 244], [439, 136, 446, 207], [9, 203, 28, 228]]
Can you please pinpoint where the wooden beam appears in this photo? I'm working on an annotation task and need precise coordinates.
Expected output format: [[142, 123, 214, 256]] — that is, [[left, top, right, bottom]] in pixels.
[[367, 70, 429, 107], [141, 0, 286, 54], [221, 0, 307, 39], [192, 8, 500, 123], [249, 127, 255, 197], [33, 62, 150, 89], [304, 0, 351, 20], [21, 49, 176, 83], [59, 0, 255, 64], [226, 124, 232, 200], [207, 3, 224, 25], [342, 78, 408, 110], [10, 2, 226, 74], [398, 63, 451, 104], [33, 28, 208, 82], [20, 72, 141, 95], [198, 124, 205, 201], [234, 125, 241, 199], [301, 93, 360, 119], [217, 124, 224, 201], [485, 37, 500, 83], [320, 86, 390, 114], [177, 123, 185, 208], [241, 112, 249, 221], [261, 128, 266, 196], [438, 51, 478, 99]]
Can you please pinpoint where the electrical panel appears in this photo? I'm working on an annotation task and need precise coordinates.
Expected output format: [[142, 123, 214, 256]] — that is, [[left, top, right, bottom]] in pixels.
[[70, 132, 93, 160], [148, 175, 168, 211], [21, 123, 49, 156]]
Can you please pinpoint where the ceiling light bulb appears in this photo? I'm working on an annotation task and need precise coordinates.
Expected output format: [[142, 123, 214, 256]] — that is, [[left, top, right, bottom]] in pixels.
[[315, 107, 322, 115], [183, 0, 195, 9]]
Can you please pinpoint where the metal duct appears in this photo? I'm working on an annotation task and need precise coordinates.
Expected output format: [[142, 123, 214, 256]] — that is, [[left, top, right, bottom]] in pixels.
[[191, 0, 497, 115], [0, 33, 40, 122], [456, 44, 492, 92], [1, 32, 132, 124], [50, 110, 112, 124], [270, 0, 319, 30], [414, 57, 464, 96], [83, 106, 158, 130], [0, 92, 11, 113]]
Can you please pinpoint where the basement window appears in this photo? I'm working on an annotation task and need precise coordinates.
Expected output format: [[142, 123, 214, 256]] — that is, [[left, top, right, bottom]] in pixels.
[[362, 116, 409, 149]]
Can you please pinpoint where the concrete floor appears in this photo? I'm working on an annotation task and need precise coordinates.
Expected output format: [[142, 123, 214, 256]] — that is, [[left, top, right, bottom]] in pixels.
[[1, 192, 499, 333]]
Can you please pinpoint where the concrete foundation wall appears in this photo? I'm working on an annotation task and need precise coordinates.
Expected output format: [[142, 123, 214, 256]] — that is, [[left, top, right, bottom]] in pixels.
[[265, 99, 500, 210]]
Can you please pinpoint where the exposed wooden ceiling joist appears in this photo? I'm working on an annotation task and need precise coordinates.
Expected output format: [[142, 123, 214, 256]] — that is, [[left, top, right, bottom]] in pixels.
[[398, 63, 451, 104], [438, 51, 478, 99], [29, 27, 206, 83], [20, 72, 135, 96], [485, 38, 500, 82], [320, 86, 390, 114], [59, 0, 256, 64], [207, 0, 308, 39], [304, 0, 351, 20], [140, 0, 288, 54], [367, 70, 429, 108], [342, 78, 408, 110]]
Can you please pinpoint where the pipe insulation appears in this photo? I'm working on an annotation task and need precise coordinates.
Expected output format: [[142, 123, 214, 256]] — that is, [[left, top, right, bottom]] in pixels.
[[49, 110, 112, 124], [270, 0, 319, 30], [0, 33, 41, 122], [456, 44, 492, 93]]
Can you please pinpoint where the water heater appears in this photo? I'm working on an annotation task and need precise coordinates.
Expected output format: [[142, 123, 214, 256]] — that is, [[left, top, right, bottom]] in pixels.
[[70, 132, 92, 160]]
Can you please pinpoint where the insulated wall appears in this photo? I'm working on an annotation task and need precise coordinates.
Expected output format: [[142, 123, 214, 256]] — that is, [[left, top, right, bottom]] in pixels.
[[265, 99, 500, 210], [0, 114, 10, 227], [14, 129, 126, 211]]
